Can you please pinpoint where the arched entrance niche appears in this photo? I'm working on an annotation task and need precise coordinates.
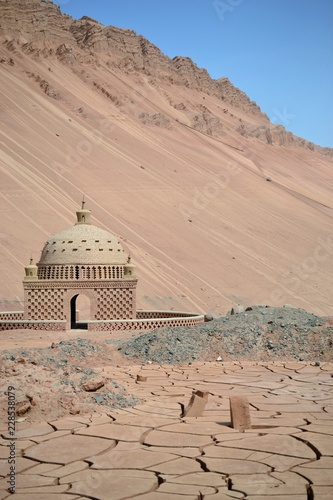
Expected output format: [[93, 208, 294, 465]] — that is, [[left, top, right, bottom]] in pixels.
[[70, 293, 91, 330]]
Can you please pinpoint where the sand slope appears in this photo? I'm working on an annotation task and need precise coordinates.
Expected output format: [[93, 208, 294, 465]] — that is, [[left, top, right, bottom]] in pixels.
[[0, 0, 332, 315]]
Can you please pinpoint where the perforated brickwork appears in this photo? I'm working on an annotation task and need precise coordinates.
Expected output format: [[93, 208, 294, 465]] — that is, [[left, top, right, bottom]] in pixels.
[[0, 321, 66, 331], [88, 313, 205, 331], [0, 312, 204, 332], [0, 311, 24, 321], [96, 287, 135, 320], [26, 288, 65, 320], [38, 265, 124, 280], [136, 311, 197, 319]]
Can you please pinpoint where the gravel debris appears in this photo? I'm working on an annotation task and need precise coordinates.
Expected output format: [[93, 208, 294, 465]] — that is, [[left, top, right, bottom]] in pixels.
[[1, 305, 332, 423], [120, 305, 333, 364], [0, 337, 139, 422]]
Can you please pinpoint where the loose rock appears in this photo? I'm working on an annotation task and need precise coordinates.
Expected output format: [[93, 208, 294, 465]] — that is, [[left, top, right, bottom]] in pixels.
[[82, 377, 105, 392]]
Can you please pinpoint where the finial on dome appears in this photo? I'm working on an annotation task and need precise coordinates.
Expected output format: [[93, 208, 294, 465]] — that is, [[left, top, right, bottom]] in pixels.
[[75, 197, 91, 225]]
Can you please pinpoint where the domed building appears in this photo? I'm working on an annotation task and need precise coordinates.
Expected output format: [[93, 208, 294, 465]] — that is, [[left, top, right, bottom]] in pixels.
[[0, 201, 204, 332], [23, 200, 137, 330]]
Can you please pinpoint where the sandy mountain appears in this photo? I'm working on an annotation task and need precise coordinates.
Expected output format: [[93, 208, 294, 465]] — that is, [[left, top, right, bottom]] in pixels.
[[0, 0, 332, 316]]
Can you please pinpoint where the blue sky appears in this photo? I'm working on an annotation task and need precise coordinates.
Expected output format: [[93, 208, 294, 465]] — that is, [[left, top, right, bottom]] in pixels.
[[54, 0, 333, 148]]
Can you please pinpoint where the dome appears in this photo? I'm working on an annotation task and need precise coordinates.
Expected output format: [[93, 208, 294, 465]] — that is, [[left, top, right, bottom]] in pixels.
[[38, 201, 127, 266], [38, 224, 127, 266]]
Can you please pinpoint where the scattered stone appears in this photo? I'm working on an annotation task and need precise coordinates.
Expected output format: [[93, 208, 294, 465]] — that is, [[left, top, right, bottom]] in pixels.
[[16, 417, 27, 423], [69, 407, 80, 415], [230, 305, 244, 315], [268, 340, 274, 350], [182, 389, 208, 417], [205, 312, 218, 322], [16, 400, 32, 416], [82, 377, 104, 392], [136, 375, 147, 382], [94, 396, 104, 403], [25, 393, 36, 406], [229, 395, 251, 432]]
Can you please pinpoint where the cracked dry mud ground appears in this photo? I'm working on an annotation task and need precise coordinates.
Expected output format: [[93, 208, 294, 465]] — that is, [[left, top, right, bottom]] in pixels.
[[1, 361, 333, 499]]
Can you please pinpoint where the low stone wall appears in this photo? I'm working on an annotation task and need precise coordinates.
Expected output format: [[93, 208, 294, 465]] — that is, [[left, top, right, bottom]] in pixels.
[[0, 310, 204, 332], [136, 310, 199, 319], [88, 311, 205, 332], [0, 320, 66, 331], [0, 311, 24, 321]]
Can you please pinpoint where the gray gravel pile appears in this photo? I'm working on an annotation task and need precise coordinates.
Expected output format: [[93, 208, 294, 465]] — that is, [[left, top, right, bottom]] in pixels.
[[4, 337, 107, 365], [120, 305, 333, 364]]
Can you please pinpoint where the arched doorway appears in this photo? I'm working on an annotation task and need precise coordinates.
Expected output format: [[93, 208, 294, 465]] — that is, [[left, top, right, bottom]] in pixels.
[[70, 294, 90, 329]]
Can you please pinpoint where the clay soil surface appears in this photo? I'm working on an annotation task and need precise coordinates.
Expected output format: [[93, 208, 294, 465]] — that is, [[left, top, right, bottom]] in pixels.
[[1, 305, 333, 424], [1, 327, 333, 498], [1, 310, 333, 498]]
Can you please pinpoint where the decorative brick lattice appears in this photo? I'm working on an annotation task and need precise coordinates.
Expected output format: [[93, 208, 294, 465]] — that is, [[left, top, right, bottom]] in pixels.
[[0, 311, 24, 321], [0, 321, 66, 331], [38, 265, 124, 280], [26, 288, 65, 320], [88, 313, 205, 331], [0, 311, 204, 332], [96, 287, 134, 320], [136, 311, 197, 319]]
